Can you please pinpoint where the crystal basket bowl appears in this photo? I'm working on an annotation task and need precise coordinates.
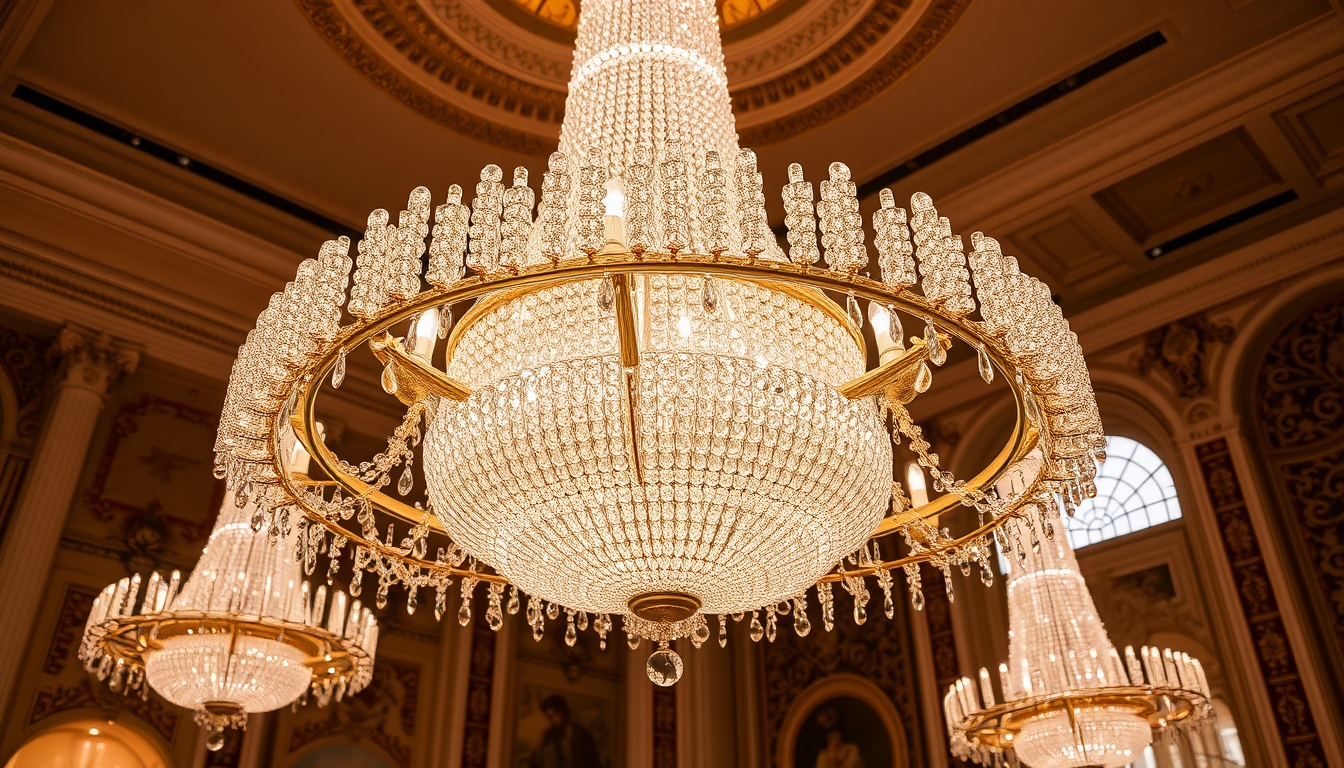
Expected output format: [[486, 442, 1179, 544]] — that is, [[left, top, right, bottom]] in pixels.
[[144, 634, 312, 716], [423, 274, 892, 616]]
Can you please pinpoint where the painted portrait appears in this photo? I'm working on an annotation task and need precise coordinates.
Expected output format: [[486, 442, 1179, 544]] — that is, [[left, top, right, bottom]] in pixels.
[[511, 685, 612, 768], [779, 674, 907, 768]]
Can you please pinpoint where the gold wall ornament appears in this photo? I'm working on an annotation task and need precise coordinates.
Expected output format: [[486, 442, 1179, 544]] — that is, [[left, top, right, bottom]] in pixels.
[[209, 0, 1105, 717]]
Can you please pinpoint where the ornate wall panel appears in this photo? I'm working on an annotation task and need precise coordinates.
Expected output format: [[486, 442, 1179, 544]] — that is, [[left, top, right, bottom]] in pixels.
[[286, 658, 422, 764], [1251, 294, 1344, 746], [1195, 437, 1327, 767], [0, 323, 48, 541], [760, 582, 927, 767]]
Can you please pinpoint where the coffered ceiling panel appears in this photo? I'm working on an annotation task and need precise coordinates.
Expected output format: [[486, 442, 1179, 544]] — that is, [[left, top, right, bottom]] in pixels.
[[1092, 127, 1284, 245], [1005, 208, 1134, 298], [1274, 81, 1344, 189]]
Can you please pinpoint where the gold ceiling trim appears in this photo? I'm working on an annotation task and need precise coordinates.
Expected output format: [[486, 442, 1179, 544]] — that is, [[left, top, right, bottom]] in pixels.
[[294, 0, 563, 157], [735, 0, 971, 145], [293, 0, 968, 153]]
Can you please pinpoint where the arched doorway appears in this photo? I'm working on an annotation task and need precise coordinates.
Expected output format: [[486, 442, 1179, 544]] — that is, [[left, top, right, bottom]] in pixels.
[[4, 718, 170, 768]]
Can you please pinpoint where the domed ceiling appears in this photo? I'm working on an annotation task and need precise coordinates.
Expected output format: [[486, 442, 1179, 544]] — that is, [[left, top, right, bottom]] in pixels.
[[293, 0, 968, 155]]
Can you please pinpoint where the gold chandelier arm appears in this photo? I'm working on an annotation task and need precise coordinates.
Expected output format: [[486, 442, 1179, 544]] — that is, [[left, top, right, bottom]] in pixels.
[[369, 333, 472, 404], [611, 273, 641, 369], [838, 333, 948, 400]]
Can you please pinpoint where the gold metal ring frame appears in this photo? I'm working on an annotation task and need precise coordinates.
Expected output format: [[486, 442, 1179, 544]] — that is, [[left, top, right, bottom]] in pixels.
[[956, 686, 1211, 751], [281, 250, 1045, 588]]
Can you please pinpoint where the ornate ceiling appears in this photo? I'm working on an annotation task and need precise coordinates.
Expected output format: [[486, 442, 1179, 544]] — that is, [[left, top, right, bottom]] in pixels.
[[293, 0, 969, 155]]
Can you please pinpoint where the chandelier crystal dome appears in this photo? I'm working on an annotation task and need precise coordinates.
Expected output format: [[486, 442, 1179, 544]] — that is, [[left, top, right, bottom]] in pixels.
[[943, 504, 1213, 767], [185, 0, 1120, 709], [80, 494, 378, 741]]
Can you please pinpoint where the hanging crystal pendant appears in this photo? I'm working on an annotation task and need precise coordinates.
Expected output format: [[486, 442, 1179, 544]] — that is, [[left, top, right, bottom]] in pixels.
[[978, 345, 994, 383], [331, 348, 346, 389], [646, 642, 683, 686], [381, 363, 398, 395], [406, 313, 419, 353], [718, 615, 728, 647], [702, 275, 719, 313], [846, 292, 863, 329], [438, 307, 454, 339], [597, 273, 615, 311], [888, 305, 904, 348], [564, 613, 577, 646], [925, 320, 946, 365], [397, 465, 413, 496], [980, 559, 994, 587], [749, 611, 764, 642], [914, 361, 933, 393]]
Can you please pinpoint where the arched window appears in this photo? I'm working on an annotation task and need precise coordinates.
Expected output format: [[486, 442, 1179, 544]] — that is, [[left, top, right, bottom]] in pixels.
[[1066, 436, 1182, 549]]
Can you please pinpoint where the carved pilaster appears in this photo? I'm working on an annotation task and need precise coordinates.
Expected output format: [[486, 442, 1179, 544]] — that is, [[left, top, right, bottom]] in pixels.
[[0, 324, 138, 721]]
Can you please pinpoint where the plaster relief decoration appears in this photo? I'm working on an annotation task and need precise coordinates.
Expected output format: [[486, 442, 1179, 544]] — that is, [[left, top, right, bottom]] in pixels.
[[27, 584, 179, 743], [1253, 294, 1344, 712], [1092, 128, 1284, 249], [1195, 438, 1327, 766], [286, 658, 420, 766], [1131, 313, 1235, 399], [75, 395, 219, 566], [294, 0, 969, 154]]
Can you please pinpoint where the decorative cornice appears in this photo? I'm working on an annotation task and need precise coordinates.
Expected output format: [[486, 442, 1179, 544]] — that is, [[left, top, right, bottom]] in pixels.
[[0, 245, 240, 352], [292, 0, 966, 151], [294, 0, 561, 157], [49, 323, 139, 394], [734, 0, 970, 144]]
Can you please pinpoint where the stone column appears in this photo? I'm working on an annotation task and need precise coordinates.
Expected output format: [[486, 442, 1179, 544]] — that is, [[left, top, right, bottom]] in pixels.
[[0, 324, 137, 720]]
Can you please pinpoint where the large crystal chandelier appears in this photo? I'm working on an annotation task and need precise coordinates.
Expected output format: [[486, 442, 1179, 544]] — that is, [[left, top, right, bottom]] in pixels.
[[942, 503, 1213, 767], [80, 470, 378, 750], [115, 0, 1122, 713]]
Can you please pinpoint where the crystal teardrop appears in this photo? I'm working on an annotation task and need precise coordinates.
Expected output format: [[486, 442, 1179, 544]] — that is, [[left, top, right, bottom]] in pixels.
[[925, 320, 946, 366], [888, 305, 903, 347], [406, 587, 417, 615], [438, 308, 454, 339], [702, 275, 719, 313], [597, 274, 615, 311], [405, 313, 419, 353], [749, 612, 764, 642], [626, 633, 641, 650], [846, 293, 863, 329], [458, 599, 471, 626], [376, 583, 388, 610], [397, 465, 413, 496], [884, 592, 895, 619], [506, 586, 520, 614], [577, 611, 589, 631], [564, 615, 577, 646], [854, 602, 867, 626], [914, 361, 933, 393], [332, 348, 347, 389], [693, 618, 711, 645], [978, 345, 994, 383], [381, 362, 398, 395], [718, 615, 728, 647], [959, 559, 972, 577], [911, 586, 925, 611], [980, 560, 995, 587]]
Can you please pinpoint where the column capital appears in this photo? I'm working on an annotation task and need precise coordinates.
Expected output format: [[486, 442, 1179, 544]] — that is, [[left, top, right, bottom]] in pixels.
[[48, 324, 140, 394]]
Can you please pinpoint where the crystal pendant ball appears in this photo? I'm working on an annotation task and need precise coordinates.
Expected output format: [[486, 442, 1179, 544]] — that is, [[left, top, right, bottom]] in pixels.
[[424, 275, 892, 618], [646, 645, 684, 687]]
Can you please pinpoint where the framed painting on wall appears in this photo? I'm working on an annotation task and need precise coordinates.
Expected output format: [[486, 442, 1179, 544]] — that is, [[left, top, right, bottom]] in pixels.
[[779, 674, 907, 768]]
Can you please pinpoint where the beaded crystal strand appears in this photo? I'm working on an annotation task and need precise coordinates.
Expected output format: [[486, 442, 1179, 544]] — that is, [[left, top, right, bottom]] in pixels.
[[347, 208, 393, 319], [467, 165, 504, 274], [909, 193, 975, 316], [577, 148, 607, 256], [699, 151, 730, 256], [874, 189, 916, 289], [782, 163, 819, 267], [819, 162, 867, 275], [499, 167, 535, 273], [660, 141, 690, 255], [427, 185, 469, 289], [735, 149, 769, 258], [385, 187, 432, 302], [537, 152, 572, 265], [625, 144, 657, 256]]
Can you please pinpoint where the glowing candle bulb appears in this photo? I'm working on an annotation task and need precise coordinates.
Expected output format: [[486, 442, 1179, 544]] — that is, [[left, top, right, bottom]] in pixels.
[[906, 462, 929, 507]]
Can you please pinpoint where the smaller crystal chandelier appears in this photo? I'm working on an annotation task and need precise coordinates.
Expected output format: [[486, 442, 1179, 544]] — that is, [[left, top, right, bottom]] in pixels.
[[943, 500, 1212, 767], [80, 437, 377, 750]]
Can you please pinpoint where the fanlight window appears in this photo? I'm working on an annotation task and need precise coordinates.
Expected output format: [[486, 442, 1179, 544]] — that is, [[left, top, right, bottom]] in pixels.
[[1067, 436, 1182, 549]]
